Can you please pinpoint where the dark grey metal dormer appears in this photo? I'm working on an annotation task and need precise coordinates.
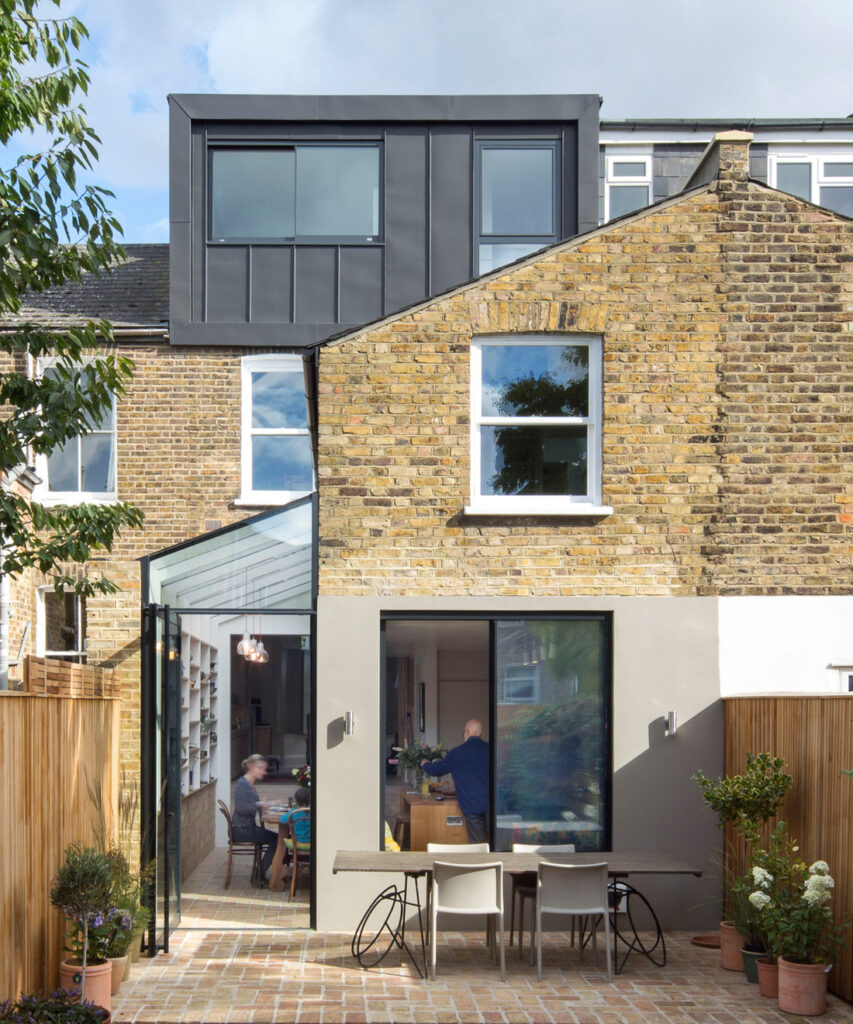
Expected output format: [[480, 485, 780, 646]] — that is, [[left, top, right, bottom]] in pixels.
[[169, 94, 601, 347]]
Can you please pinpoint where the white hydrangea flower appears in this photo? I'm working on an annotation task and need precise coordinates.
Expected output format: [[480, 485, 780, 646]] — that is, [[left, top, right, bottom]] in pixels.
[[802, 874, 834, 907], [808, 860, 831, 876], [752, 866, 773, 890], [749, 891, 771, 910]]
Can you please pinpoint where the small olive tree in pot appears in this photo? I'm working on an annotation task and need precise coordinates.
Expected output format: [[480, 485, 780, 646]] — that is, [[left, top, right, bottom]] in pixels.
[[49, 843, 114, 1001]]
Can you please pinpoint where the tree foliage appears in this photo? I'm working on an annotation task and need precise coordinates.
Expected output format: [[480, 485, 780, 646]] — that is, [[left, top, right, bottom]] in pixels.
[[0, 0, 142, 595]]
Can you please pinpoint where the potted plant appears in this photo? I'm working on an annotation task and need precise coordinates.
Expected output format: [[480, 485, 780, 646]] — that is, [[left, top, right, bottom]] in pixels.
[[49, 843, 114, 1010], [0, 988, 109, 1023], [728, 873, 766, 981], [693, 752, 791, 970], [749, 822, 848, 1015], [392, 739, 446, 793]]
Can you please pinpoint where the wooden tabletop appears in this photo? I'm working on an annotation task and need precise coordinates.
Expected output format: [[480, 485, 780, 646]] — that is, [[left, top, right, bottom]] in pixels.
[[333, 849, 702, 876]]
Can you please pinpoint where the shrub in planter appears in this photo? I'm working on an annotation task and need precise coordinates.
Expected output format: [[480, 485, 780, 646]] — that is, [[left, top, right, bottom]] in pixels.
[[49, 844, 114, 1002], [0, 988, 109, 1022]]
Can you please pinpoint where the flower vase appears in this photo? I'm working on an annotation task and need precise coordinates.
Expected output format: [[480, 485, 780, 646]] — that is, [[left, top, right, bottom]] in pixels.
[[59, 958, 112, 1012], [109, 955, 127, 994], [719, 921, 746, 971], [777, 958, 829, 1016], [420, 771, 430, 796], [756, 957, 779, 998], [740, 947, 763, 983]]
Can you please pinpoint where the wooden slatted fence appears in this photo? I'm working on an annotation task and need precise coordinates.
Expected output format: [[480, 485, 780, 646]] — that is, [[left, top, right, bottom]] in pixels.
[[22, 655, 121, 698], [725, 696, 853, 1002], [0, 683, 120, 1001]]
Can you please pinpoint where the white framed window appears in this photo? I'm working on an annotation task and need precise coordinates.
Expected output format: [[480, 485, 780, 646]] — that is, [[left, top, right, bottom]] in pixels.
[[36, 586, 87, 662], [33, 358, 117, 504], [498, 662, 541, 704], [467, 335, 611, 516], [768, 149, 853, 218], [239, 354, 314, 504], [604, 151, 652, 222]]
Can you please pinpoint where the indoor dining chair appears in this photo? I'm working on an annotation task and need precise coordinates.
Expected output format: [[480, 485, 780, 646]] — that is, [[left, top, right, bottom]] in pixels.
[[217, 799, 261, 889], [430, 860, 506, 981], [535, 860, 612, 982], [426, 842, 489, 852], [510, 843, 576, 958]]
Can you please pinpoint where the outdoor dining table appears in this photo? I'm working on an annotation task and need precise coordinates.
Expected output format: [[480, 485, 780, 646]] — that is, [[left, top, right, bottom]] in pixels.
[[333, 849, 703, 978]]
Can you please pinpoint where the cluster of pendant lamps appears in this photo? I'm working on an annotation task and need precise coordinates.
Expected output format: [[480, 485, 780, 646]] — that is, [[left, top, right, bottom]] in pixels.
[[236, 632, 269, 663]]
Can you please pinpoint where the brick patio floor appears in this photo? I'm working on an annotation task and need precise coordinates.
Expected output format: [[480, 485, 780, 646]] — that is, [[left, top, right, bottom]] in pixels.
[[112, 848, 853, 1024]]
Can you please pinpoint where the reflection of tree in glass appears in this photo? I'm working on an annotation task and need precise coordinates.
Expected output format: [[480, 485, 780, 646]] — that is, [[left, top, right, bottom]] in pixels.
[[491, 347, 588, 496]]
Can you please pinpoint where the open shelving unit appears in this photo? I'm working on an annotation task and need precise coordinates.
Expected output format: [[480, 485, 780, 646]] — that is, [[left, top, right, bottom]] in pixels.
[[180, 614, 219, 797]]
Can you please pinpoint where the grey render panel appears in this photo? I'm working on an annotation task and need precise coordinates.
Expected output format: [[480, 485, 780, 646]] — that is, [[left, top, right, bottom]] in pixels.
[[652, 144, 706, 202], [169, 94, 601, 347]]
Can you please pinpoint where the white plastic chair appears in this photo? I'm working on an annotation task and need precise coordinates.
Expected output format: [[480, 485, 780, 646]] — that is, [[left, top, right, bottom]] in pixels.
[[536, 861, 611, 982], [430, 860, 506, 981], [510, 843, 576, 958]]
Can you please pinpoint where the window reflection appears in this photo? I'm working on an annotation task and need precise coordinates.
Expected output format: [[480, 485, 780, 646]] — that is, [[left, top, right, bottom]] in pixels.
[[495, 618, 607, 852]]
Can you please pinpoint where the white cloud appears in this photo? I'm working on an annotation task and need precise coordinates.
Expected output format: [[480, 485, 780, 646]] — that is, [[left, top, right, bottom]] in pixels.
[[39, 0, 853, 239]]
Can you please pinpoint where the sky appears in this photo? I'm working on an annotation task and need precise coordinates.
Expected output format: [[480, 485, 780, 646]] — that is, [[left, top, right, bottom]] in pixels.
[[44, 0, 853, 241]]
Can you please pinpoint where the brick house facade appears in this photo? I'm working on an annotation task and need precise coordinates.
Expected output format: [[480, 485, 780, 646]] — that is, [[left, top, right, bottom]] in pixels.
[[4, 131, 851, 934]]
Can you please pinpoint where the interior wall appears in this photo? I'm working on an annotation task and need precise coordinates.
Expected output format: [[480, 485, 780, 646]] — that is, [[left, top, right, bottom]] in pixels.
[[437, 648, 489, 747]]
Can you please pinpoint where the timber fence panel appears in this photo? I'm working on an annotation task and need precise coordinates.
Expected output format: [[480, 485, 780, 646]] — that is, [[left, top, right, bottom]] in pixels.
[[0, 692, 120, 1001], [725, 696, 853, 1002]]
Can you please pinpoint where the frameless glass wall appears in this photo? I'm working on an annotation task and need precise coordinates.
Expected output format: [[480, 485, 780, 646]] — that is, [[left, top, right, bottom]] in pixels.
[[494, 617, 609, 851]]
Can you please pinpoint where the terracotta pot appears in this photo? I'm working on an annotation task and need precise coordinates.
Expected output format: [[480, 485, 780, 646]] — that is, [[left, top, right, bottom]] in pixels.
[[58, 958, 112, 1012], [719, 921, 746, 971], [108, 955, 127, 994], [778, 957, 829, 1016], [740, 946, 764, 983], [756, 957, 779, 999]]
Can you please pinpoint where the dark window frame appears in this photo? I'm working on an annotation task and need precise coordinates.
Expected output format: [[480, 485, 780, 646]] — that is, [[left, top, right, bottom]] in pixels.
[[206, 141, 385, 245], [474, 139, 561, 274]]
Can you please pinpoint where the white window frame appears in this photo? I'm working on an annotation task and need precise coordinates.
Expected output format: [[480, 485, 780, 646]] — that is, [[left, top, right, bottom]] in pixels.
[[498, 662, 541, 705], [36, 586, 86, 661], [239, 354, 314, 505], [32, 356, 117, 505], [466, 334, 611, 516], [604, 150, 652, 223], [768, 147, 853, 211]]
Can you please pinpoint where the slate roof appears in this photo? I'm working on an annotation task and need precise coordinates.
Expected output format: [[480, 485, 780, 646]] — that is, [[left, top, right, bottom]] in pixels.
[[2, 244, 169, 330]]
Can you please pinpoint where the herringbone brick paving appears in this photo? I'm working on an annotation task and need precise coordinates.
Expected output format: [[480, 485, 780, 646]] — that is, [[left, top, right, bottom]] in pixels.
[[112, 848, 853, 1023]]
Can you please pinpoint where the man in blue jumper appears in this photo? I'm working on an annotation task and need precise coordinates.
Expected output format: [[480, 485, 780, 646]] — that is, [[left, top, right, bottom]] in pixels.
[[422, 718, 489, 843]]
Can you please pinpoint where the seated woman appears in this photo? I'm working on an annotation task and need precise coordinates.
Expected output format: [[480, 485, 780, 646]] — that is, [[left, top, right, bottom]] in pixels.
[[232, 753, 278, 888], [281, 786, 311, 857]]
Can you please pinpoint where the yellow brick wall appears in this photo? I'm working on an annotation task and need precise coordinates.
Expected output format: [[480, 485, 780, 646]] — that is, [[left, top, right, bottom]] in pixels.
[[317, 171, 853, 597]]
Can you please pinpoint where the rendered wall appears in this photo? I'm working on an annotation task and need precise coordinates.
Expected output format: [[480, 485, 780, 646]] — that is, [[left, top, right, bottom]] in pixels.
[[315, 594, 723, 932]]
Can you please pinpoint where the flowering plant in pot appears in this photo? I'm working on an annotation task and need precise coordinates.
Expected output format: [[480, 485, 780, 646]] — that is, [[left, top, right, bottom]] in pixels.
[[749, 822, 849, 1014], [0, 988, 109, 1023], [291, 763, 311, 787], [392, 740, 446, 790], [49, 843, 114, 1003]]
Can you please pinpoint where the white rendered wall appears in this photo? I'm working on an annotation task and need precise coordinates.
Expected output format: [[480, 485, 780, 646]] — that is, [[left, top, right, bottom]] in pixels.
[[718, 596, 853, 696]]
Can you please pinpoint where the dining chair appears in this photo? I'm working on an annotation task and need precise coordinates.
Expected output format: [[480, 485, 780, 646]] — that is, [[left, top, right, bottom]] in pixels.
[[284, 808, 311, 901], [430, 860, 506, 981], [535, 861, 612, 982], [217, 799, 261, 889], [426, 842, 489, 852], [510, 843, 576, 958]]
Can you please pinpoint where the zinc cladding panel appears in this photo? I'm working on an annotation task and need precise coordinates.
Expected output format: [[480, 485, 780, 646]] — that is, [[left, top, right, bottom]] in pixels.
[[383, 128, 429, 313], [339, 247, 383, 325], [206, 247, 248, 322], [250, 247, 293, 323], [429, 127, 473, 293], [294, 247, 337, 324]]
